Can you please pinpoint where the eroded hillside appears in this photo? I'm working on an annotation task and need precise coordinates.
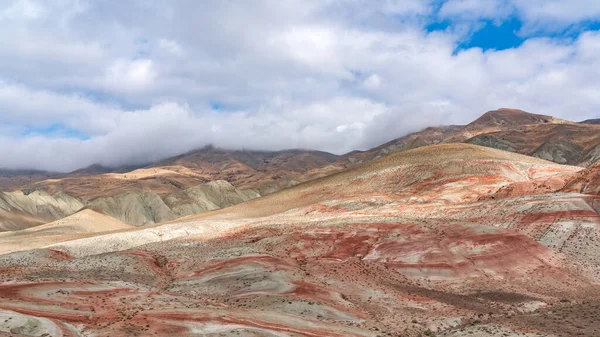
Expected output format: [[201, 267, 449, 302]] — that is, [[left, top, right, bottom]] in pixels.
[[345, 109, 600, 167], [0, 180, 260, 229], [4, 109, 597, 225], [1, 144, 599, 336]]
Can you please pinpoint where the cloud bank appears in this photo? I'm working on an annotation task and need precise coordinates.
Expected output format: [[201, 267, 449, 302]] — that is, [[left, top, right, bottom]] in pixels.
[[0, 0, 599, 171]]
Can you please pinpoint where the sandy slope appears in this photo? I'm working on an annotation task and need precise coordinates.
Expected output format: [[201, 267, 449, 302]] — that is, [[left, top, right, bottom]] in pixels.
[[22, 209, 133, 234], [0, 209, 132, 254], [18, 144, 583, 256], [189, 143, 582, 219]]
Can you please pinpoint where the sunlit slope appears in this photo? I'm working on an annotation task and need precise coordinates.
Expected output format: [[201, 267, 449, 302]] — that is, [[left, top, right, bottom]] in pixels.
[[0, 209, 133, 254], [192, 143, 581, 219]]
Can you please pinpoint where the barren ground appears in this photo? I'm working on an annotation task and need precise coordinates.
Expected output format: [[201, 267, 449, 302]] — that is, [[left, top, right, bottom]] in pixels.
[[0, 144, 599, 336]]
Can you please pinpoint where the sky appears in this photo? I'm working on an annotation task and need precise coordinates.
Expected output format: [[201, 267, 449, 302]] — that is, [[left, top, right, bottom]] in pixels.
[[0, 0, 599, 172]]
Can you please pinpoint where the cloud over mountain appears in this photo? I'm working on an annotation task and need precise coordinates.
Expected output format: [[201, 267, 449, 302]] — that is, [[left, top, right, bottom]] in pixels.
[[0, 0, 599, 171]]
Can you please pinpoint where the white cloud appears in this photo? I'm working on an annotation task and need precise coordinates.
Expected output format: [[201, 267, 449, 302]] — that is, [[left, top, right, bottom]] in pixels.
[[380, 0, 433, 16], [0, 80, 120, 134], [0, 0, 598, 171], [102, 59, 158, 93], [1, 0, 45, 20], [275, 26, 344, 75], [440, 0, 512, 21], [0, 97, 394, 171], [515, 0, 600, 25], [158, 39, 184, 56], [363, 74, 382, 90]]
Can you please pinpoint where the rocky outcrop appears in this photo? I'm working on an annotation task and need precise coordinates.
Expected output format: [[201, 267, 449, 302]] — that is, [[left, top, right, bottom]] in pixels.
[[582, 144, 600, 167], [0, 180, 260, 229], [89, 192, 176, 226], [532, 141, 582, 164], [562, 163, 600, 195], [0, 190, 84, 231], [163, 180, 258, 218], [90, 180, 259, 225], [580, 118, 600, 125], [467, 134, 516, 152]]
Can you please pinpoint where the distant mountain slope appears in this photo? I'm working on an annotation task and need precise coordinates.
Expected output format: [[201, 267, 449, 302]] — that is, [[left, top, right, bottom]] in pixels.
[[0, 190, 84, 231], [7, 109, 598, 200], [0, 179, 259, 229], [152, 146, 341, 194], [68, 163, 146, 177], [580, 118, 600, 124], [1, 108, 597, 231], [0, 169, 57, 192], [343, 125, 463, 164], [461, 108, 569, 131], [89, 180, 259, 225], [20, 148, 342, 200], [345, 108, 600, 167], [467, 123, 600, 165], [199, 143, 582, 219], [25, 166, 209, 199], [0, 164, 148, 193]]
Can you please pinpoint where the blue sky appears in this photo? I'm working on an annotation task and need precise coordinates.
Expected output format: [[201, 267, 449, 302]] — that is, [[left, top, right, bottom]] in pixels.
[[20, 124, 90, 140], [0, 0, 599, 171], [454, 18, 525, 51]]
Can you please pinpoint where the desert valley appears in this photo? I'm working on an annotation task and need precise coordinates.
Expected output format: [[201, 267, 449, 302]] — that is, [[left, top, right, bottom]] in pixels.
[[0, 109, 598, 336]]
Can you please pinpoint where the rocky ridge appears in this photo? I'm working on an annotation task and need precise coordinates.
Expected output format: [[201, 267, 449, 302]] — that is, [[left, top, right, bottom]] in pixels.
[[0, 180, 259, 229], [345, 109, 600, 167]]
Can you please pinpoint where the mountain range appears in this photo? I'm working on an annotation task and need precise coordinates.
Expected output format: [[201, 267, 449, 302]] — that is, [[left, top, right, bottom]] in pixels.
[[0, 108, 599, 336], [1, 108, 598, 228]]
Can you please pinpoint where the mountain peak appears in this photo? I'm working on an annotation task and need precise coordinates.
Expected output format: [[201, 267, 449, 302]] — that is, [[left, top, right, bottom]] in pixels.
[[469, 108, 571, 129]]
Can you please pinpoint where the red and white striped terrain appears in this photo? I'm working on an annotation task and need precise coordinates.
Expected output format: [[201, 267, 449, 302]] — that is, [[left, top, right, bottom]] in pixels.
[[1, 144, 599, 336]]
